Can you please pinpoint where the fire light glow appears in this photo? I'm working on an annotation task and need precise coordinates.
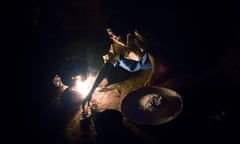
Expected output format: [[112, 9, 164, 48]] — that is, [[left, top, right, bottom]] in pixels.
[[73, 75, 95, 99]]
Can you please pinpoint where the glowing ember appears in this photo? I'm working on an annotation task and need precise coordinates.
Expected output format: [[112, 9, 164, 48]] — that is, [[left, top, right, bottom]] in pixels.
[[52, 74, 95, 99]]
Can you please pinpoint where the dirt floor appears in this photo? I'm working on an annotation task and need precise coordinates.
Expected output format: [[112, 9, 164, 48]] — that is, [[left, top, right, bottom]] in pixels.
[[19, 57, 238, 144], [52, 69, 165, 144], [35, 64, 234, 144]]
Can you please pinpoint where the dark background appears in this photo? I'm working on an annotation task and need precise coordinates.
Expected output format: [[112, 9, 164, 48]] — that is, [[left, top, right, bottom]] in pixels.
[[17, 0, 239, 143]]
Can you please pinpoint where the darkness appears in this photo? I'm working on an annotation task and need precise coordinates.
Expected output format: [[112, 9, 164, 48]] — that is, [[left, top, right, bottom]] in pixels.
[[17, 0, 240, 143]]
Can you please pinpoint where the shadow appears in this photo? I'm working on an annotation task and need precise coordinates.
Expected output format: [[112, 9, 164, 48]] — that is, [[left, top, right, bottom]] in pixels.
[[59, 56, 89, 87], [94, 109, 147, 144], [60, 88, 82, 111], [105, 64, 138, 86], [25, 88, 83, 144]]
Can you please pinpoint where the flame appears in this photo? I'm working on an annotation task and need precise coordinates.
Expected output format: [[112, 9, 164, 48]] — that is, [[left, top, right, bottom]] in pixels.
[[73, 75, 95, 99]]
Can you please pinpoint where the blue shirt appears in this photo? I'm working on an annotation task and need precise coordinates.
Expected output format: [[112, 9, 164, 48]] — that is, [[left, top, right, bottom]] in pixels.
[[114, 52, 152, 72]]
